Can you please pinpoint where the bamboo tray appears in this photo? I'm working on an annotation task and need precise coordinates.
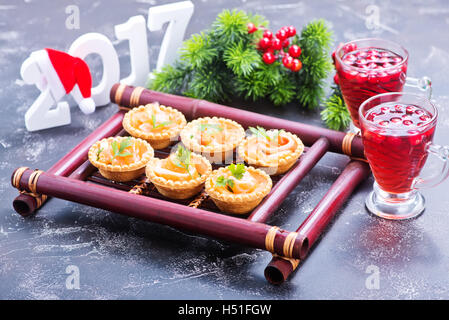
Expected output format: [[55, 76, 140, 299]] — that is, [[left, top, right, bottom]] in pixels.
[[11, 84, 371, 284]]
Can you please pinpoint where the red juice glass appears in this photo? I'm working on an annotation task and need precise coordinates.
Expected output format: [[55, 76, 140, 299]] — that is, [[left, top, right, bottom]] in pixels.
[[359, 92, 449, 220], [334, 38, 431, 129]]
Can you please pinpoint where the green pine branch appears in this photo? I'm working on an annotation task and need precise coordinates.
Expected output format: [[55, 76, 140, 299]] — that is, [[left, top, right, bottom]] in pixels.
[[148, 10, 333, 110], [297, 19, 333, 109], [183, 61, 231, 102], [223, 41, 261, 77], [149, 61, 191, 94], [180, 32, 217, 69], [212, 9, 252, 47], [321, 86, 351, 131]]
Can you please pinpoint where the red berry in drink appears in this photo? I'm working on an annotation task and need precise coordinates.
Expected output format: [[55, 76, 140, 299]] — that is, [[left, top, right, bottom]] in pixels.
[[288, 45, 301, 58], [259, 37, 272, 50], [343, 43, 357, 53], [394, 105, 403, 113], [272, 38, 282, 50], [419, 115, 431, 122], [367, 49, 379, 56], [262, 52, 276, 64], [247, 23, 258, 34], [415, 109, 424, 115], [379, 120, 389, 126], [356, 50, 368, 58], [291, 59, 302, 72], [282, 55, 294, 69], [263, 30, 273, 39], [345, 54, 357, 62], [403, 120, 413, 126], [390, 117, 402, 123], [406, 106, 416, 114], [286, 26, 296, 37], [276, 29, 288, 41]]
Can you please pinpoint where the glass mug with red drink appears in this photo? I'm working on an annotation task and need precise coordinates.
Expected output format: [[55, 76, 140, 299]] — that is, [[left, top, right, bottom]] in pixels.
[[359, 92, 449, 220], [334, 38, 431, 130]]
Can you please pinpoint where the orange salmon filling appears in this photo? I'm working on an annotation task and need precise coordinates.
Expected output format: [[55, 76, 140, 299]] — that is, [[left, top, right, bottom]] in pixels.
[[213, 170, 265, 194], [191, 122, 240, 147], [245, 131, 297, 162], [130, 105, 175, 133], [97, 139, 147, 166], [153, 154, 201, 181]]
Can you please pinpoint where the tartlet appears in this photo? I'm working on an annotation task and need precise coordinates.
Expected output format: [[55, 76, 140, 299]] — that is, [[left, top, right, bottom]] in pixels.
[[238, 127, 304, 175], [123, 103, 187, 149], [180, 117, 245, 163], [205, 164, 272, 215], [88, 136, 154, 182], [146, 145, 212, 200]]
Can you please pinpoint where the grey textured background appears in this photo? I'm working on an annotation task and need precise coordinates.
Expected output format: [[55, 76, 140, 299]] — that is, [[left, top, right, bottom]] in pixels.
[[1, 0, 449, 299]]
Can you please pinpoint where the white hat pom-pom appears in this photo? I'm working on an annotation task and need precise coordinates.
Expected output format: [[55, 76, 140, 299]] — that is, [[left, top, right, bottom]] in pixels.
[[79, 97, 96, 114]]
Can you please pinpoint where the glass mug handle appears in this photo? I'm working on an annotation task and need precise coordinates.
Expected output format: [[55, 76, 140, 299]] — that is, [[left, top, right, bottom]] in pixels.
[[405, 76, 432, 99], [414, 143, 449, 189]]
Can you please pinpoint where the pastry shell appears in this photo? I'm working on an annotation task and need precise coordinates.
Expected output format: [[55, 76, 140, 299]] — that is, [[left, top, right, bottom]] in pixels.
[[123, 104, 187, 149], [88, 137, 154, 182], [237, 131, 304, 176], [180, 117, 245, 163], [146, 153, 212, 200], [205, 166, 272, 215]]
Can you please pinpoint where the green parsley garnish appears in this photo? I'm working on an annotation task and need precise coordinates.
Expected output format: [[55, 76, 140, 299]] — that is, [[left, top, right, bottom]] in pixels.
[[215, 163, 246, 193], [111, 137, 133, 159], [96, 147, 104, 161], [228, 163, 245, 179], [216, 176, 235, 193], [249, 126, 284, 141], [249, 126, 271, 140], [173, 145, 193, 178], [151, 113, 172, 129]]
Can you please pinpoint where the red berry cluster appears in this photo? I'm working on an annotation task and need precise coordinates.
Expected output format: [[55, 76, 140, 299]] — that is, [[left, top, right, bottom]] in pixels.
[[247, 23, 302, 72]]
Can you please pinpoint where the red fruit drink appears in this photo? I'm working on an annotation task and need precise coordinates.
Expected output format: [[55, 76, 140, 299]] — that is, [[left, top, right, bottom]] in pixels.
[[334, 39, 409, 128], [360, 103, 435, 194], [359, 92, 447, 220]]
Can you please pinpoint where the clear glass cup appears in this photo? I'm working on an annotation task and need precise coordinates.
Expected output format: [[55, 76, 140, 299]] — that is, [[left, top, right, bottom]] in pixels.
[[359, 92, 449, 220], [334, 38, 432, 130]]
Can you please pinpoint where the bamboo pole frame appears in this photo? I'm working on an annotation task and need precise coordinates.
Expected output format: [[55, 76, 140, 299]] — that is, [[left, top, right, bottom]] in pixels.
[[10, 85, 371, 283]]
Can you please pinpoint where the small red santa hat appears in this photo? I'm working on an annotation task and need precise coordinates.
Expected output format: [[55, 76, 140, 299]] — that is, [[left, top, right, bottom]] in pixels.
[[45, 48, 95, 114]]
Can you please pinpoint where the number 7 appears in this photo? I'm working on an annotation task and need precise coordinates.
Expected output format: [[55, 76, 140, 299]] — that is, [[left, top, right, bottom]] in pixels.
[[147, 1, 194, 76]]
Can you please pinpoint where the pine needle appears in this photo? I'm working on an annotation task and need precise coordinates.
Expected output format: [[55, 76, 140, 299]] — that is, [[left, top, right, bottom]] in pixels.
[[321, 86, 351, 131]]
